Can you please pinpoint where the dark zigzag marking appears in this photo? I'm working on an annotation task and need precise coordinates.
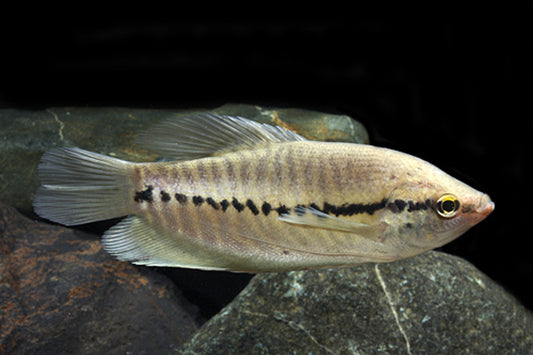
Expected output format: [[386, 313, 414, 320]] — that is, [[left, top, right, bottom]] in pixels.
[[261, 202, 272, 216], [231, 197, 245, 212], [246, 199, 259, 215], [206, 197, 220, 210], [192, 196, 204, 206], [164, 192, 431, 217], [220, 199, 230, 211], [160, 190, 171, 202], [322, 199, 387, 216], [175, 193, 187, 203], [134, 185, 153, 203]]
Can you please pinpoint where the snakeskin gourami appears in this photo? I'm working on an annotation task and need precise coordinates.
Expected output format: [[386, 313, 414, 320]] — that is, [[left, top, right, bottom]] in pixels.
[[33, 114, 494, 272]]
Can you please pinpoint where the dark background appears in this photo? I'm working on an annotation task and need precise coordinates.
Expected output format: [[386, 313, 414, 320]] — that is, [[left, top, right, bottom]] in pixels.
[[2, 7, 531, 317]]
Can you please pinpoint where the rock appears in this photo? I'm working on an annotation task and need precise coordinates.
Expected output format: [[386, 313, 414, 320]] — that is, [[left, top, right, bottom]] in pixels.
[[213, 103, 369, 143], [181, 251, 533, 354], [0, 105, 368, 213], [0, 203, 199, 354]]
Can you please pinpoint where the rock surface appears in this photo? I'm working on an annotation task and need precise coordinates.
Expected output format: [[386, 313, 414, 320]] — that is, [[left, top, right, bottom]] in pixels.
[[0, 203, 199, 354], [0, 105, 368, 213], [214, 103, 369, 144], [181, 251, 533, 354]]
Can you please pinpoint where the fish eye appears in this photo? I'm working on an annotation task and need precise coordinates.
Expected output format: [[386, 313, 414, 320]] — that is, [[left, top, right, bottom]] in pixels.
[[436, 194, 460, 218]]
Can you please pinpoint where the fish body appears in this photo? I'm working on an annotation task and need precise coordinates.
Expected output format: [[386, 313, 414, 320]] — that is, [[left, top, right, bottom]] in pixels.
[[34, 114, 494, 272]]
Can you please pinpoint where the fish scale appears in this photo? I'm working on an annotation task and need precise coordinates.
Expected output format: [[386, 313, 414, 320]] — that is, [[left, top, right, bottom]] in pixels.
[[135, 143, 391, 217], [129, 143, 426, 268], [33, 114, 494, 272]]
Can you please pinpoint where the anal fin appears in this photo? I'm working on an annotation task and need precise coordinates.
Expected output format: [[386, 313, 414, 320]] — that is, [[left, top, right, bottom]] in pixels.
[[102, 216, 229, 270]]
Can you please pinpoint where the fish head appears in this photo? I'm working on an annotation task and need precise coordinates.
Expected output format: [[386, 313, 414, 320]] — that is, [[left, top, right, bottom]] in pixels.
[[384, 166, 494, 253], [422, 189, 494, 246]]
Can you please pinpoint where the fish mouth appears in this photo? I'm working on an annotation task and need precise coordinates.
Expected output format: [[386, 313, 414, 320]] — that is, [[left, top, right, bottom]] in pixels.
[[476, 194, 495, 217], [466, 194, 494, 226]]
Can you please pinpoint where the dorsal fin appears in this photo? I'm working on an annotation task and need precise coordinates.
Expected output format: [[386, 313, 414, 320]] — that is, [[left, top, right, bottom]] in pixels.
[[136, 113, 306, 161]]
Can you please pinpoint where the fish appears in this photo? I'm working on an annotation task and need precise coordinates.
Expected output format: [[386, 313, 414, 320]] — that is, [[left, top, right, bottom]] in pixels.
[[33, 113, 494, 272]]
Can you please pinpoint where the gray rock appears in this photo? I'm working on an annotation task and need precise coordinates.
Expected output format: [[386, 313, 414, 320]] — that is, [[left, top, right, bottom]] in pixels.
[[213, 103, 369, 144], [0, 203, 199, 354], [181, 251, 533, 354], [0, 105, 368, 213]]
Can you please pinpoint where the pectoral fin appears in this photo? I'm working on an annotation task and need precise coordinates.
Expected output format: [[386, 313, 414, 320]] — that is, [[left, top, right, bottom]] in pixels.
[[278, 206, 386, 242]]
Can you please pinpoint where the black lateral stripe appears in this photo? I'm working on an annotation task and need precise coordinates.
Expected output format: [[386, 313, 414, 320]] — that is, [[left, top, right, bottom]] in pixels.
[[181, 196, 416, 217], [220, 199, 230, 211], [206, 197, 220, 210], [192, 196, 205, 206], [275, 205, 289, 215], [387, 199, 433, 213], [261, 202, 272, 216], [367, 199, 387, 214], [309, 203, 321, 211], [160, 190, 171, 202], [246, 199, 260, 215], [392, 199, 407, 213], [232, 197, 245, 212], [322, 199, 387, 216], [323, 202, 336, 215], [175, 193, 188, 203], [408, 200, 428, 212], [134, 185, 153, 203]]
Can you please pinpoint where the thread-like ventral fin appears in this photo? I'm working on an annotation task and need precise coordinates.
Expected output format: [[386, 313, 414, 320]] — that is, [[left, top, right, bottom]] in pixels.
[[278, 206, 386, 242], [136, 113, 307, 161]]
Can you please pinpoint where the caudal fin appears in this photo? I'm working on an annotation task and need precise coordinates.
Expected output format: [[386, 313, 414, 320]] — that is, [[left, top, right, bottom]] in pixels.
[[33, 147, 134, 226]]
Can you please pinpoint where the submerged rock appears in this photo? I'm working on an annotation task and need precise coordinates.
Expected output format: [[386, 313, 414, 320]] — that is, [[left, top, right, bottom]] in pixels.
[[0, 203, 199, 354], [181, 251, 533, 354], [0, 104, 370, 352], [0, 105, 368, 213], [213, 103, 369, 143]]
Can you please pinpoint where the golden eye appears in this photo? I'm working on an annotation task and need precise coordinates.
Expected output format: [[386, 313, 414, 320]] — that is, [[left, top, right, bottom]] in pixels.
[[436, 194, 460, 218]]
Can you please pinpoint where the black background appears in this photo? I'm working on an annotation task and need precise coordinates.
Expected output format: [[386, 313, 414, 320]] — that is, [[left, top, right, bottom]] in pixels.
[[2, 7, 531, 317]]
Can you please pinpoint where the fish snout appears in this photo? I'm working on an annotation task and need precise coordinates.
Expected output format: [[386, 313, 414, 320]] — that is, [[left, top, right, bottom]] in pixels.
[[462, 194, 494, 227], [476, 194, 495, 217]]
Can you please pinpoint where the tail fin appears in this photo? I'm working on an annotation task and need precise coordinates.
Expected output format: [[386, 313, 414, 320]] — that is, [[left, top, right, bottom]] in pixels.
[[33, 147, 134, 226]]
